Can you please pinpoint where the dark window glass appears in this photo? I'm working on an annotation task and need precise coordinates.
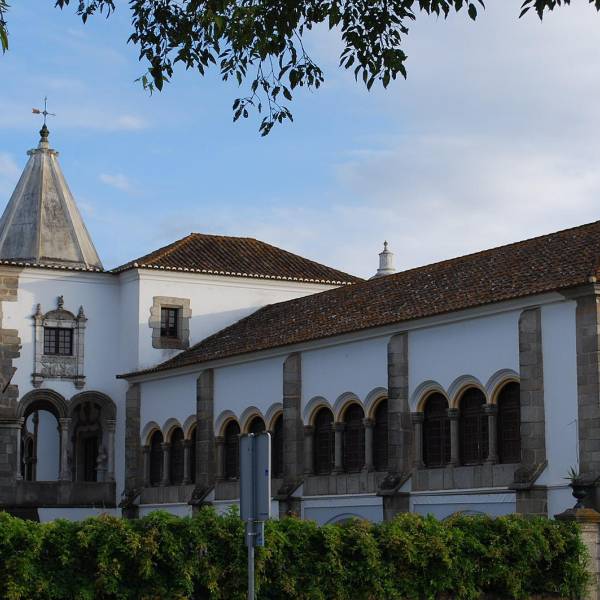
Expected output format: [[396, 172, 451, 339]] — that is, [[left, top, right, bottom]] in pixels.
[[224, 421, 240, 479], [160, 307, 179, 338], [248, 417, 266, 435], [423, 393, 451, 468], [43, 327, 73, 356], [271, 415, 284, 479], [190, 427, 197, 484], [82, 435, 99, 482], [170, 428, 185, 485], [497, 382, 521, 464], [343, 404, 365, 472], [373, 400, 388, 471], [459, 388, 488, 465], [149, 430, 164, 486], [314, 408, 334, 475]]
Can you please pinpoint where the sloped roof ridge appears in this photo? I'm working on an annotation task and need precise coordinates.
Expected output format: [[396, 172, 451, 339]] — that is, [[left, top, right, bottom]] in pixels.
[[389, 218, 600, 282]]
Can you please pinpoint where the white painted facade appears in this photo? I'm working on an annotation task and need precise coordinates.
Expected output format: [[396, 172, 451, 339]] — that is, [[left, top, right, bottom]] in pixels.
[[130, 293, 582, 524]]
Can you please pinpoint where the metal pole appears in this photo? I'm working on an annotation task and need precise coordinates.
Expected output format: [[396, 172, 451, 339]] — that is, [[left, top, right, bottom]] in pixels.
[[247, 521, 255, 600]]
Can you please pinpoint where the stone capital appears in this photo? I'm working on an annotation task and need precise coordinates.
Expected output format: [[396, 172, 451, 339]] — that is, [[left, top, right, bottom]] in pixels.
[[410, 412, 424, 424], [362, 418, 375, 428], [447, 408, 459, 420], [303, 425, 315, 436], [334, 422, 345, 433], [482, 404, 498, 416]]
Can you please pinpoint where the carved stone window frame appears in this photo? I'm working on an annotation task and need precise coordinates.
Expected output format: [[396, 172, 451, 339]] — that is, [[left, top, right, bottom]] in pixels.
[[149, 296, 191, 350], [32, 296, 86, 389]]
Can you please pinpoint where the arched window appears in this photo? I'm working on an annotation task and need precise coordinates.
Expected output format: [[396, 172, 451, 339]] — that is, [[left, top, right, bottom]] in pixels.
[[314, 408, 334, 475], [459, 388, 488, 465], [271, 414, 284, 479], [373, 399, 388, 471], [189, 426, 197, 484], [423, 393, 451, 468], [343, 404, 365, 472], [497, 382, 521, 464], [149, 430, 164, 486], [224, 421, 240, 479], [248, 416, 266, 435], [169, 427, 185, 485]]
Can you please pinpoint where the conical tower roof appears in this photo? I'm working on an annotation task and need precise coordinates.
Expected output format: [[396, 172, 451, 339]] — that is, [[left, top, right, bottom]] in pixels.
[[0, 126, 103, 270]]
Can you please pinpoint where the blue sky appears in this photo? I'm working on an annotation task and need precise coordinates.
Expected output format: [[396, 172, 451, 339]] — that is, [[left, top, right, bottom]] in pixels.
[[1, 1, 599, 277]]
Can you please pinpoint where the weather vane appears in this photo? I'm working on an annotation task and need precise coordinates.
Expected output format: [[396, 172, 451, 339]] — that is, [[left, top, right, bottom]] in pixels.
[[32, 97, 56, 125]]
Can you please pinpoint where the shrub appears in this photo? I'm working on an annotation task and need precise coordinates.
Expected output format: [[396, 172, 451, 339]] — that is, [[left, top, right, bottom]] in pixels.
[[0, 509, 589, 600]]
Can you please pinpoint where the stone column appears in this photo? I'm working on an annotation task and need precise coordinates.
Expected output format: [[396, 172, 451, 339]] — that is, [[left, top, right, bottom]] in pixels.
[[215, 436, 225, 481], [58, 417, 71, 481], [124, 383, 142, 491], [282, 353, 303, 486], [160, 443, 171, 486], [196, 370, 215, 494], [574, 289, 600, 480], [182, 440, 192, 485], [142, 445, 150, 487], [15, 418, 23, 480], [333, 422, 344, 474], [387, 333, 411, 475], [363, 418, 374, 471], [557, 507, 600, 600], [411, 412, 425, 468], [448, 408, 460, 467], [514, 307, 547, 515], [303, 425, 314, 476], [105, 418, 116, 481], [483, 404, 498, 464]]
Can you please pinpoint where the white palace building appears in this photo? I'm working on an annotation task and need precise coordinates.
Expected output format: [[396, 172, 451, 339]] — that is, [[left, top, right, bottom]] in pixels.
[[0, 125, 599, 523]]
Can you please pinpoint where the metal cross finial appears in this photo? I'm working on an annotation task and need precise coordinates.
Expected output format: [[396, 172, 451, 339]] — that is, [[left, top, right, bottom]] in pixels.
[[32, 97, 56, 125]]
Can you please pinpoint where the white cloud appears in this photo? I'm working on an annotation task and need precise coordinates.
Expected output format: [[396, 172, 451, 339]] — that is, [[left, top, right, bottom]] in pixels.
[[99, 173, 136, 193]]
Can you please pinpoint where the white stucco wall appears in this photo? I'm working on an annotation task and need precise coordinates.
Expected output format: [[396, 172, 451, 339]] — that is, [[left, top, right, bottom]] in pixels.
[[301, 337, 389, 420], [408, 310, 520, 409], [136, 272, 336, 370], [537, 301, 579, 515], [140, 373, 198, 441], [213, 356, 286, 431]]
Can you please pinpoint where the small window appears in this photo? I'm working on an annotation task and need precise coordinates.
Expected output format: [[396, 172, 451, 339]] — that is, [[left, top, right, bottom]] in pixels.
[[271, 414, 284, 479], [224, 421, 241, 479], [160, 308, 179, 339], [459, 388, 488, 465], [314, 408, 334, 475], [497, 382, 521, 464], [423, 393, 451, 468], [373, 400, 388, 471], [343, 404, 365, 472], [43, 327, 73, 356]]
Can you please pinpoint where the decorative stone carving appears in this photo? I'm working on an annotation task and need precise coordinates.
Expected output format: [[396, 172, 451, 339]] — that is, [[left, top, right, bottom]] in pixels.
[[31, 296, 86, 388], [148, 296, 191, 350]]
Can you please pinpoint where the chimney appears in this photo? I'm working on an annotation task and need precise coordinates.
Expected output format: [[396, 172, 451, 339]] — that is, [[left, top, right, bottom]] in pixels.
[[372, 241, 395, 278]]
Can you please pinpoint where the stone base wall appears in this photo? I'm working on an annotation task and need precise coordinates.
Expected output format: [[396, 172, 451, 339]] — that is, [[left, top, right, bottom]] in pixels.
[[516, 486, 548, 516]]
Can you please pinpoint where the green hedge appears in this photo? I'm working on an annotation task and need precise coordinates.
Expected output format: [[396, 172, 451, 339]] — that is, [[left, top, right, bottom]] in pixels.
[[0, 508, 589, 600]]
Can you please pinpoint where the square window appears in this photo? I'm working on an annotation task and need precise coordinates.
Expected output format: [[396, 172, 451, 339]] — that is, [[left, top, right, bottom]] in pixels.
[[43, 327, 73, 356], [160, 307, 179, 339]]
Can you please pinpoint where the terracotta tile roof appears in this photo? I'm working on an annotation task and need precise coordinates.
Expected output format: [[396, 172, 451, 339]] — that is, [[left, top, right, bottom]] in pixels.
[[112, 233, 361, 284], [120, 220, 600, 379]]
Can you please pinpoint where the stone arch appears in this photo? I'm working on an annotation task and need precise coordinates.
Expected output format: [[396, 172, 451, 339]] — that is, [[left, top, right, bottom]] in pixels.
[[333, 391, 362, 422], [182, 414, 197, 440], [485, 369, 520, 404], [70, 391, 116, 420], [240, 406, 265, 433], [142, 421, 162, 445], [325, 513, 363, 525], [163, 418, 183, 442], [448, 375, 486, 409], [265, 403, 283, 430], [17, 389, 68, 420], [304, 396, 332, 425], [215, 410, 238, 436], [69, 391, 117, 482], [411, 380, 447, 413], [365, 387, 388, 419]]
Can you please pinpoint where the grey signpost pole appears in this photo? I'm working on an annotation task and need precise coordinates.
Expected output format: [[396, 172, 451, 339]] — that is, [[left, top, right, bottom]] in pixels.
[[240, 432, 271, 600]]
